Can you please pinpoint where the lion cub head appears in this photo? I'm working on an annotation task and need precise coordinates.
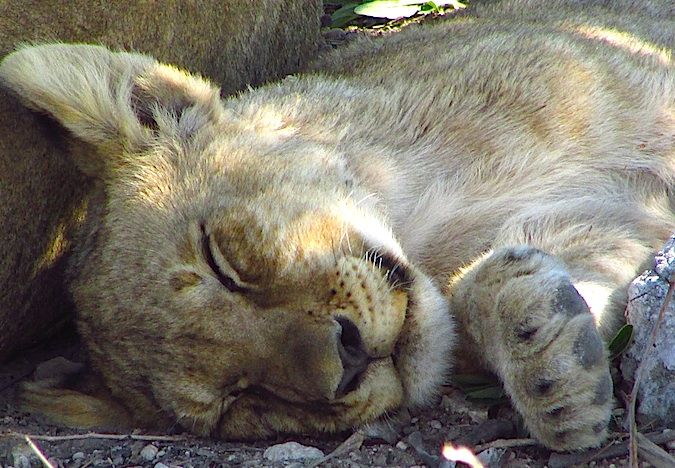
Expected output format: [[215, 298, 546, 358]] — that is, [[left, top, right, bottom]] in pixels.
[[0, 44, 453, 437]]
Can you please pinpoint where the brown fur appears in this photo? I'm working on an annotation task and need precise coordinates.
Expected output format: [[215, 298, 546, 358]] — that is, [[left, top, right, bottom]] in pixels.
[[0, 0, 321, 359], [1, 0, 673, 451]]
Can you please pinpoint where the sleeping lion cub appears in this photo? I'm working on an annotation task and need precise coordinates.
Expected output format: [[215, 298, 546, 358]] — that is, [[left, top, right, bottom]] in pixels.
[[1, 0, 672, 451]]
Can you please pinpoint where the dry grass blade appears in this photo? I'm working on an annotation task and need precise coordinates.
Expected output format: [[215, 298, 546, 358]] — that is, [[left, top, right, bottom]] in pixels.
[[636, 432, 675, 468], [627, 279, 675, 467], [309, 430, 365, 467], [24, 435, 55, 468], [2, 430, 190, 442], [474, 437, 538, 452], [548, 431, 675, 468]]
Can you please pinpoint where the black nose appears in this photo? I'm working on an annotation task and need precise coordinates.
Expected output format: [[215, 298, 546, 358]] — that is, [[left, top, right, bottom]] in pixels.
[[335, 316, 370, 397]]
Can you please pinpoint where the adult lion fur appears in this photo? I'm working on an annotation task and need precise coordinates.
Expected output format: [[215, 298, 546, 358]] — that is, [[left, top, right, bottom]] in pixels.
[[0, 0, 321, 360], [1, 0, 673, 452]]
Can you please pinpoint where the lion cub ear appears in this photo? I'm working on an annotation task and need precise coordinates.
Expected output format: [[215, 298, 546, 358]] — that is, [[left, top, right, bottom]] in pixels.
[[0, 43, 224, 177]]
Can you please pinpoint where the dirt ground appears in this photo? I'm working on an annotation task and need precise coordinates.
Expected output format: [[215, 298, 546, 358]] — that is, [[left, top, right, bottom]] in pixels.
[[2, 330, 673, 467]]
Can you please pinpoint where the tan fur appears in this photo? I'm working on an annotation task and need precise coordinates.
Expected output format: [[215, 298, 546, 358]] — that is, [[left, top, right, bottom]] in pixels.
[[0, 0, 321, 359], [1, 0, 673, 451]]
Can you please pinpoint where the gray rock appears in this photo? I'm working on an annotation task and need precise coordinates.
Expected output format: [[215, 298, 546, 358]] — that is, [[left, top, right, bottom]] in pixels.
[[263, 441, 324, 462], [140, 444, 159, 461], [11, 443, 35, 468], [477, 447, 506, 466], [621, 236, 675, 427]]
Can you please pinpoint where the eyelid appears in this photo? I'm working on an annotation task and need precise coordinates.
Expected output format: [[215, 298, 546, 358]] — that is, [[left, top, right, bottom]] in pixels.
[[366, 249, 413, 289], [200, 224, 248, 294]]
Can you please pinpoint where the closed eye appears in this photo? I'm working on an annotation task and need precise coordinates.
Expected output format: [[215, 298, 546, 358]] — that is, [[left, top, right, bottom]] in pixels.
[[200, 223, 247, 294], [365, 249, 413, 290]]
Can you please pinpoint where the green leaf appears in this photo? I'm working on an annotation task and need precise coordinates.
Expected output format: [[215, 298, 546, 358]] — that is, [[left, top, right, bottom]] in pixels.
[[354, 1, 424, 19], [452, 373, 501, 390], [466, 385, 506, 401], [608, 323, 634, 359], [330, 2, 362, 28]]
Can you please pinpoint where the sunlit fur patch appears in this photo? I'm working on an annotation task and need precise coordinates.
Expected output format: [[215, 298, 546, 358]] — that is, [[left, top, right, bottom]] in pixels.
[[573, 25, 671, 65]]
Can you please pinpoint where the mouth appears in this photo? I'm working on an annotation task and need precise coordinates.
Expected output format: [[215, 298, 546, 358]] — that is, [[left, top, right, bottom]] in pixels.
[[338, 248, 453, 409]]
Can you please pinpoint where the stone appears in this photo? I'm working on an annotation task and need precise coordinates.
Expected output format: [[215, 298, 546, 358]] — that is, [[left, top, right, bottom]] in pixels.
[[140, 444, 159, 461], [621, 236, 675, 427], [11, 443, 35, 468], [72, 452, 85, 460], [263, 441, 324, 462], [477, 447, 506, 466]]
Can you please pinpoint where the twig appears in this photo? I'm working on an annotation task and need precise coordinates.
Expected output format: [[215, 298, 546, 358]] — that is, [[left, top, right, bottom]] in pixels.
[[627, 278, 675, 467], [24, 435, 55, 468], [1, 430, 190, 442], [309, 430, 365, 468], [455, 419, 516, 446], [548, 430, 675, 468], [473, 437, 539, 452], [636, 432, 675, 468]]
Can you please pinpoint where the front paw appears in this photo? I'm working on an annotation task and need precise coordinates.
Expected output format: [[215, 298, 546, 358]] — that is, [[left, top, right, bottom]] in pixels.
[[454, 247, 613, 450]]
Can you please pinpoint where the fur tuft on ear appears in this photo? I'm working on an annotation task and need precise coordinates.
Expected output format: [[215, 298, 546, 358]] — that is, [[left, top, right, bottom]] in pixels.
[[0, 43, 224, 176]]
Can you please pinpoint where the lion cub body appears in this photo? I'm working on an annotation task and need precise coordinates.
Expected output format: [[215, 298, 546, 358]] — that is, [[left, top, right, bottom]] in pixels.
[[0, 0, 673, 452]]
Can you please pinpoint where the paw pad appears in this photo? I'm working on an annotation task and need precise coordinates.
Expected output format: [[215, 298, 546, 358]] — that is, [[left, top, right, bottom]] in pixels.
[[553, 282, 590, 317], [591, 375, 612, 405], [574, 325, 605, 369]]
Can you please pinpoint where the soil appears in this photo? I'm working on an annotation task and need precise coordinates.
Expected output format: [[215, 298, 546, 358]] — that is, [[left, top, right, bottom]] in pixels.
[[2, 331, 673, 467]]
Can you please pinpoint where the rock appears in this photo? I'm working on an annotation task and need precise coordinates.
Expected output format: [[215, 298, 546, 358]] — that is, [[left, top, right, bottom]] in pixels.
[[477, 447, 506, 466], [263, 441, 324, 462], [429, 419, 443, 430], [140, 444, 159, 461], [440, 390, 488, 423], [13, 454, 31, 468], [621, 236, 675, 427], [11, 443, 35, 468], [154, 463, 170, 468], [72, 452, 85, 460], [396, 441, 409, 450]]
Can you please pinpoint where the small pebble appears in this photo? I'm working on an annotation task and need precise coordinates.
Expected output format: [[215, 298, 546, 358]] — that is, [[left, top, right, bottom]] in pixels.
[[411, 417, 419, 424], [13, 454, 31, 468], [11, 444, 34, 468], [263, 441, 324, 462], [140, 444, 159, 461], [72, 452, 85, 460], [396, 441, 408, 450], [112, 456, 124, 465], [429, 420, 443, 430], [154, 463, 170, 468], [477, 447, 506, 466]]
